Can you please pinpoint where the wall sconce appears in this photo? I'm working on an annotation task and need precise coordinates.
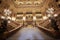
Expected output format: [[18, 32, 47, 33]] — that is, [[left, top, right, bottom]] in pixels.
[[54, 14, 58, 17], [23, 17, 26, 21], [47, 14, 51, 17], [33, 16, 36, 21], [11, 17, 16, 21], [43, 16, 48, 20], [1, 16, 5, 19]]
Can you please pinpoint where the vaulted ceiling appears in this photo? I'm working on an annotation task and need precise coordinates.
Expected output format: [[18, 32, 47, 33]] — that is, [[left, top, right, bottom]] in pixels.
[[0, 0, 60, 15]]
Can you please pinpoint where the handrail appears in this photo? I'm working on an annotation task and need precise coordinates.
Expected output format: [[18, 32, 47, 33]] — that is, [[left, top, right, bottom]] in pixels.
[[8, 24, 22, 33], [37, 25, 53, 32], [36, 20, 54, 32], [8, 20, 23, 33]]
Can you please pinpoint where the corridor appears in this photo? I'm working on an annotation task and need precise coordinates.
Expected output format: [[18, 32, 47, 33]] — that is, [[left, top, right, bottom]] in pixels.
[[7, 25, 54, 40]]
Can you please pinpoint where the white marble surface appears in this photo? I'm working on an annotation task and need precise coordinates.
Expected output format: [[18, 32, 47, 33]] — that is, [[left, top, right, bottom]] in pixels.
[[7, 26, 54, 40]]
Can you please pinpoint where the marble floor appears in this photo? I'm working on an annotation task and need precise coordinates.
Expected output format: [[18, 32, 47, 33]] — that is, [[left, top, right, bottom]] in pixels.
[[7, 25, 54, 40]]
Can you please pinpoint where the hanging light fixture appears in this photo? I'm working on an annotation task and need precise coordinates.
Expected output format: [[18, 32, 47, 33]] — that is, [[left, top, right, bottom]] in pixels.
[[43, 16, 48, 20], [4, 9, 12, 16], [1, 16, 5, 19], [46, 8, 54, 14], [54, 14, 58, 17]]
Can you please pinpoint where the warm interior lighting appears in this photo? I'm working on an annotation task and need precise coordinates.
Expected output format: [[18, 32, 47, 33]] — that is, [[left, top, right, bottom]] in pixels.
[[17, 15, 23, 17], [43, 16, 48, 20], [33, 16, 36, 21], [47, 14, 51, 17], [4, 9, 12, 15], [54, 14, 58, 17], [8, 20, 11, 23], [7, 16, 11, 20], [1, 16, 5, 19], [23, 17, 26, 21], [48, 8, 54, 11], [11, 17, 16, 21], [46, 8, 54, 14]]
